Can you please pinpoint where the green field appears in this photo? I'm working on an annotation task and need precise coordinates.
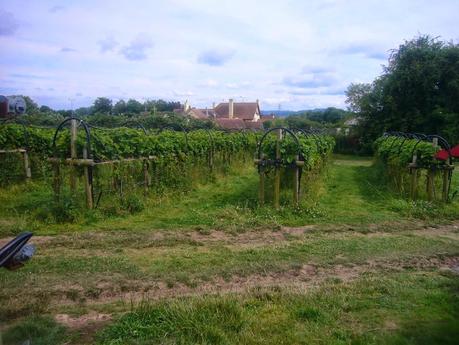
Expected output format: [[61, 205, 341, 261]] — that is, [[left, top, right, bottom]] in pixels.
[[1, 156, 459, 344]]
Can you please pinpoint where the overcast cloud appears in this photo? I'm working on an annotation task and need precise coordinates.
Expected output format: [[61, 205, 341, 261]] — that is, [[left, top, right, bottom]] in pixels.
[[0, 0, 458, 110]]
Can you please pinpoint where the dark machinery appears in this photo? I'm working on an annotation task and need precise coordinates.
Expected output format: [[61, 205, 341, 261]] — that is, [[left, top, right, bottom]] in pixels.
[[0, 95, 27, 118], [0, 232, 35, 270]]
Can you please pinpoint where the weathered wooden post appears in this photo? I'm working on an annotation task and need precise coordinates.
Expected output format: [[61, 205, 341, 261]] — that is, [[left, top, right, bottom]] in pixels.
[[442, 169, 449, 202], [409, 153, 418, 199], [52, 161, 61, 202], [143, 159, 151, 194], [274, 129, 282, 210], [69, 118, 78, 192], [258, 153, 265, 206], [293, 154, 299, 206], [23, 151, 31, 180], [82, 146, 93, 209], [427, 169, 435, 201]]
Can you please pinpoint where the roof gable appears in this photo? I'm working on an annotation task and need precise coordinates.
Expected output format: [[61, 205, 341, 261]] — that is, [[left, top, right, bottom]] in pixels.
[[214, 102, 259, 120]]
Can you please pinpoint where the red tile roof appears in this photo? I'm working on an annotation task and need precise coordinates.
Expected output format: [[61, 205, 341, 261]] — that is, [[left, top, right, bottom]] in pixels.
[[244, 121, 263, 130], [215, 118, 246, 129], [214, 102, 259, 120]]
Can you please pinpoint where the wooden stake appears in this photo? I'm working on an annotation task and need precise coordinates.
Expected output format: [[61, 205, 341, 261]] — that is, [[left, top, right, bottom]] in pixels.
[[410, 168, 418, 200], [442, 169, 449, 202], [427, 169, 434, 201], [144, 160, 151, 194], [274, 129, 282, 210], [293, 154, 299, 207], [82, 146, 93, 209], [23, 151, 31, 179], [69, 119, 78, 192], [52, 161, 60, 202], [259, 154, 265, 206]]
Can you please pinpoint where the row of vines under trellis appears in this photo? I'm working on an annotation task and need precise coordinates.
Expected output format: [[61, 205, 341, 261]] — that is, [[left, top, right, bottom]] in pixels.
[[0, 117, 260, 212], [374, 132, 457, 202], [255, 127, 335, 209]]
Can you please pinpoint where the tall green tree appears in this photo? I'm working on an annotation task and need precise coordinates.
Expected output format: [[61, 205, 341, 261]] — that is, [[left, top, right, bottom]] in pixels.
[[126, 99, 143, 114], [113, 100, 127, 115], [93, 97, 113, 114], [347, 35, 459, 147]]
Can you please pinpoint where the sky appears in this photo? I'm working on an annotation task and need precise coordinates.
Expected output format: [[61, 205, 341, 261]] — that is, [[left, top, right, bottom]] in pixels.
[[0, 0, 458, 111]]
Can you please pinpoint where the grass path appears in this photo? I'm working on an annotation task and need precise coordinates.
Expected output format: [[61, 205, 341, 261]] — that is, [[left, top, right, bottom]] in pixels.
[[1, 156, 459, 344]]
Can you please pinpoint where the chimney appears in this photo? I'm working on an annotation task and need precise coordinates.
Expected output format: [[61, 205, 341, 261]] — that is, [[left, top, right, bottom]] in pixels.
[[212, 102, 216, 110], [228, 98, 234, 119], [184, 100, 190, 112]]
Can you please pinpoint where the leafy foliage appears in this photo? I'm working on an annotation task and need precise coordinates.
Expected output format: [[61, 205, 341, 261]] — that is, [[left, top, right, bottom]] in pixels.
[[346, 35, 459, 150], [259, 132, 335, 169], [374, 135, 441, 168]]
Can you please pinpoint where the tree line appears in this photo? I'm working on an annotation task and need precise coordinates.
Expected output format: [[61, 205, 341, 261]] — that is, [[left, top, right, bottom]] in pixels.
[[17, 97, 181, 117], [346, 35, 459, 152]]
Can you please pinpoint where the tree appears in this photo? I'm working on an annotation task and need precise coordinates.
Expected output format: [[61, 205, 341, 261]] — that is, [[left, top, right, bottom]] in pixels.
[[93, 97, 113, 114], [74, 106, 93, 117], [113, 100, 127, 115], [39, 105, 53, 113], [345, 83, 372, 114], [126, 99, 143, 114], [346, 35, 459, 146]]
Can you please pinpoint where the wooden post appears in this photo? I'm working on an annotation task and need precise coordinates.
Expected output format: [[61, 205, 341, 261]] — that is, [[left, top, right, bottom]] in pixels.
[[274, 129, 282, 210], [259, 154, 265, 206], [52, 161, 61, 202], [293, 154, 299, 207], [409, 155, 417, 199], [442, 169, 449, 202], [69, 119, 78, 192], [427, 169, 434, 201], [410, 168, 418, 200], [82, 146, 93, 209], [23, 151, 31, 180], [143, 160, 151, 194]]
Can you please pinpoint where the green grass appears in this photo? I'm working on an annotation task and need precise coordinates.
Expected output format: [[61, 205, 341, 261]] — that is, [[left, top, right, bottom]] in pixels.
[[1, 155, 459, 237], [97, 272, 459, 345], [2, 316, 67, 345], [1, 155, 459, 344]]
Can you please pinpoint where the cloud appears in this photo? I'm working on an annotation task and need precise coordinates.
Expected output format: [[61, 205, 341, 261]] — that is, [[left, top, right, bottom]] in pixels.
[[98, 35, 118, 53], [120, 33, 154, 61], [197, 49, 235, 66], [60, 47, 76, 53], [10, 73, 51, 80], [283, 71, 336, 88], [333, 43, 387, 60], [173, 90, 194, 97], [49, 5, 65, 13], [0, 9, 19, 36], [288, 87, 344, 96]]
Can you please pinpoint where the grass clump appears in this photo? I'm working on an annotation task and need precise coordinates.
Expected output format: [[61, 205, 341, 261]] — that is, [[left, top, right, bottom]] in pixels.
[[2, 316, 67, 345], [97, 298, 245, 345]]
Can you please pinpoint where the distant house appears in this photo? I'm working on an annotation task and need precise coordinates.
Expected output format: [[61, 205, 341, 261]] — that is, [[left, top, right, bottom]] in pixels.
[[214, 99, 261, 122], [174, 100, 215, 120], [344, 117, 360, 127], [175, 98, 269, 130], [336, 117, 360, 135]]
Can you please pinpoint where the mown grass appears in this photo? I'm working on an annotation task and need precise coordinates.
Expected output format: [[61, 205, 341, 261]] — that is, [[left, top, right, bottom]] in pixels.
[[1, 155, 459, 344], [95, 272, 459, 345], [1, 156, 459, 237]]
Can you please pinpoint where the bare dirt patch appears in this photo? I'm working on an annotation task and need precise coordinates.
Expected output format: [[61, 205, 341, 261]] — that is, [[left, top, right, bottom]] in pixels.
[[49, 255, 459, 308]]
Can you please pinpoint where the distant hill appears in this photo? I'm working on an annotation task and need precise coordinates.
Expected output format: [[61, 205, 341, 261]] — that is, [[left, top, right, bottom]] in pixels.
[[262, 108, 329, 117]]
